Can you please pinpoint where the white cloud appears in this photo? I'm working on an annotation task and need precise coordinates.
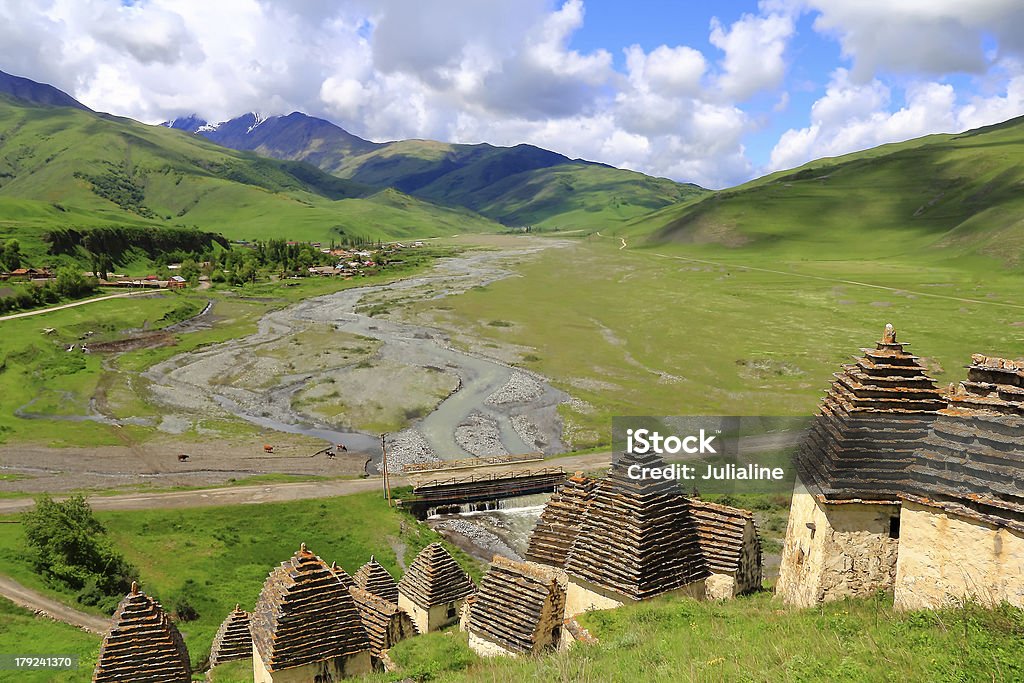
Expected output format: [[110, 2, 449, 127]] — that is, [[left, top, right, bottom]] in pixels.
[[4, 1, 1024, 189], [624, 44, 706, 96], [791, 0, 1024, 79], [710, 11, 795, 100], [769, 69, 976, 171]]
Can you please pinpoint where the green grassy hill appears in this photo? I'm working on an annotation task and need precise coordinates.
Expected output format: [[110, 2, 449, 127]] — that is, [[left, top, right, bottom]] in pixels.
[[182, 110, 707, 229], [625, 116, 1024, 264], [0, 97, 499, 253], [336, 139, 706, 228]]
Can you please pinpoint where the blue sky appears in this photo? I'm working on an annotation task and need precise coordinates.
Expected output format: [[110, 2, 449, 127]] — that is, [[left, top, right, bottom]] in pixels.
[[567, 0, 839, 164], [1, 0, 1023, 188]]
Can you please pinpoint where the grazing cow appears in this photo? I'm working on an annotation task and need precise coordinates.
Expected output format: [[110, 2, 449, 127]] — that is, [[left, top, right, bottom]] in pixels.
[[263, 444, 274, 453], [177, 454, 190, 462]]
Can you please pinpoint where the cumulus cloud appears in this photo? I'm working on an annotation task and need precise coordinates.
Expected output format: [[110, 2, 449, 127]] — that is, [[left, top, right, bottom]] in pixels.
[[767, 68, 1024, 171], [2, 1, 1024, 188], [710, 10, 795, 100], [789, 0, 1024, 80]]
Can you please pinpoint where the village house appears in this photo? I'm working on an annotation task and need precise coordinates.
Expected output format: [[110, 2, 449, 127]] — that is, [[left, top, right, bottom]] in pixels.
[[251, 544, 372, 682], [465, 556, 568, 658], [777, 325, 1024, 610], [92, 582, 191, 682], [397, 542, 476, 633], [208, 604, 252, 671]]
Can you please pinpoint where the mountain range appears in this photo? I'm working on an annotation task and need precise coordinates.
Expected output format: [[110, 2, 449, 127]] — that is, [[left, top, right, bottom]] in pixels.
[[3, 67, 1024, 267], [163, 111, 704, 228]]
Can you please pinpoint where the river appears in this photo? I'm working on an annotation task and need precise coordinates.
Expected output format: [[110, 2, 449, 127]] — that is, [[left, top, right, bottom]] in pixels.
[[141, 240, 570, 470]]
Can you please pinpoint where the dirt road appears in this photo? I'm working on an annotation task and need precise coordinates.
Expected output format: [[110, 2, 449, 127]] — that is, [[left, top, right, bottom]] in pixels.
[[0, 575, 108, 634], [0, 431, 802, 514], [0, 452, 611, 515], [0, 290, 160, 322]]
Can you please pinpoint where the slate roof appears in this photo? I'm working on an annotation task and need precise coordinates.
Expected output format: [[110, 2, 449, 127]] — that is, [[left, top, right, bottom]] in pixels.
[[905, 354, 1024, 530], [525, 473, 596, 568], [563, 450, 708, 600], [795, 324, 945, 501], [467, 557, 566, 654], [209, 604, 252, 667], [354, 556, 399, 604], [397, 543, 475, 609], [92, 583, 191, 683], [688, 499, 762, 576], [349, 586, 417, 656], [251, 544, 370, 672]]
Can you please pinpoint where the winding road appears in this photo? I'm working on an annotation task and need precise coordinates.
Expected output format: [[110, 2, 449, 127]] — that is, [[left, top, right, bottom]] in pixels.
[[0, 575, 108, 634], [0, 290, 160, 323]]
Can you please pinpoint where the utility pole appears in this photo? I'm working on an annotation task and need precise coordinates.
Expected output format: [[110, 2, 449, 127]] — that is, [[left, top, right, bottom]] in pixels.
[[380, 433, 392, 506]]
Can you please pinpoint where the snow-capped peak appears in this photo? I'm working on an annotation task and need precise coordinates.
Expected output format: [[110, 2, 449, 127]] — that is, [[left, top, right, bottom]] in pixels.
[[161, 114, 208, 132], [196, 120, 222, 133], [247, 112, 273, 134]]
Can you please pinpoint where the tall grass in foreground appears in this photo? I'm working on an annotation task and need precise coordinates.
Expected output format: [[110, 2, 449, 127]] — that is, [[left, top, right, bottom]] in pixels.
[[378, 592, 1024, 683]]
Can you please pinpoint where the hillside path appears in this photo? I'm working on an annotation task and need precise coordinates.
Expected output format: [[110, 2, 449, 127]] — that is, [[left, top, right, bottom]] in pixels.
[[0, 291, 160, 323], [0, 574, 108, 634]]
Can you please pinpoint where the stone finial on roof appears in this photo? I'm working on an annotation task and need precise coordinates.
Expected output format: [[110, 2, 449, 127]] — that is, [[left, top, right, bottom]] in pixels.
[[209, 604, 252, 668], [398, 543, 476, 609], [883, 323, 897, 344], [92, 587, 191, 682], [251, 545, 370, 673], [354, 557, 400, 603], [795, 327, 945, 501]]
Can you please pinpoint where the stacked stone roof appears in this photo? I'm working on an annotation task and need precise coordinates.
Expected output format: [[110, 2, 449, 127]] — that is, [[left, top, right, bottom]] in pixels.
[[251, 544, 370, 672], [349, 586, 417, 656], [92, 583, 191, 683], [905, 354, 1024, 530], [563, 450, 707, 600], [688, 499, 761, 575], [331, 561, 355, 588], [398, 543, 476, 608], [796, 324, 946, 501], [209, 604, 252, 668], [524, 473, 596, 567], [467, 557, 566, 654], [354, 556, 400, 603]]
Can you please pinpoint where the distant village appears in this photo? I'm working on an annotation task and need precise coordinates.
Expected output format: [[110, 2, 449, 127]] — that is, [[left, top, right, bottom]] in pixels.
[[0, 240, 426, 292]]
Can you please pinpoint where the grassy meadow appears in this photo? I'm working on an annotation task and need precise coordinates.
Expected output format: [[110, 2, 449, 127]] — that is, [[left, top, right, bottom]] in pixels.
[[368, 592, 1024, 683], [625, 116, 1024, 268], [0, 597, 100, 683], [406, 237, 1024, 448]]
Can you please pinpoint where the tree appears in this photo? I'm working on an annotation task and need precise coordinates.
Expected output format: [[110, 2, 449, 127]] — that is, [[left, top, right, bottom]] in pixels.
[[54, 267, 96, 299], [1, 239, 20, 271], [180, 258, 200, 283], [22, 495, 138, 612]]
